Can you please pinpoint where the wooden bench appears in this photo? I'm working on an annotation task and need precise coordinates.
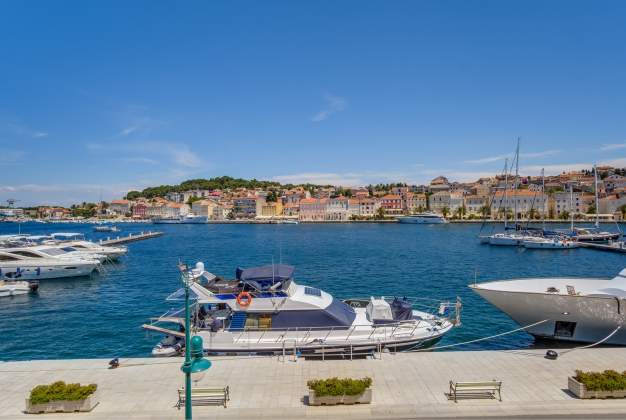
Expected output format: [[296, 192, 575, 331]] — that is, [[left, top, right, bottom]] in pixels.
[[177, 386, 230, 408], [449, 380, 502, 402]]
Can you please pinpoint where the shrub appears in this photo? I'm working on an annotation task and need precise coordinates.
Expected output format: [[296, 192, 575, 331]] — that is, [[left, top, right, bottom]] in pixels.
[[30, 381, 97, 405], [307, 377, 372, 396], [574, 370, 626, 392]]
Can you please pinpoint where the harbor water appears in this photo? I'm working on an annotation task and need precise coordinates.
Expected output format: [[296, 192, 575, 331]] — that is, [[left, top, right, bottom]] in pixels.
[[1, 222, 624, 361]]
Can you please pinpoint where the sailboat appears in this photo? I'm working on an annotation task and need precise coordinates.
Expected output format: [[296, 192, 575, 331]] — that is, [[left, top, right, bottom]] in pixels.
[[570, 164, 621, 242], [480, 138, 537, 246]]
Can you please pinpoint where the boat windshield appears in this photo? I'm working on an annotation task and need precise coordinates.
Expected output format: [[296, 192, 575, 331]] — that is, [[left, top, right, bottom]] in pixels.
[[39, 248, 68, 256]]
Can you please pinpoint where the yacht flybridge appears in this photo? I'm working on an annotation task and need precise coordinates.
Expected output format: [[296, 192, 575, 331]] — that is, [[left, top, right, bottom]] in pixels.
[[144, 263, 461, 357], [470, 268, 626, 345]]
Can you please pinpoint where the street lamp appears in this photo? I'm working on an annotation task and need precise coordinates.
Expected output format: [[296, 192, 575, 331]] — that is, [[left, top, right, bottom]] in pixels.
[[179, 264, 211, 420]]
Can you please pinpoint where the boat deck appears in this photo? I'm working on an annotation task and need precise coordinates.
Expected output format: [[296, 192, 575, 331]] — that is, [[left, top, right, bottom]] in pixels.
[[3, 348, 626, 419]]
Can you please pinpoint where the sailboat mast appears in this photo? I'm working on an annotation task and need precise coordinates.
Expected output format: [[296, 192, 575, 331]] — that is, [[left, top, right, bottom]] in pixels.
[[514, 137, 520, 228], [570, 184, 574, 232], [541, 168, 545, 230], [503, 158, 509, 229], [594, 164, 599, 228]]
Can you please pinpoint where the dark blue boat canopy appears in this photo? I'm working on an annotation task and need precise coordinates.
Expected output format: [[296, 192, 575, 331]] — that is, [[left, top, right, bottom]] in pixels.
[[235, 264, 294, 291]]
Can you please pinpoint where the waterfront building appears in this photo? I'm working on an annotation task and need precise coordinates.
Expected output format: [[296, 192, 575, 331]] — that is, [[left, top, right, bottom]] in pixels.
[[357, 198, 380, 217], [259, 201, 284, 218], [233, 197, 260, 219], [491, 190, 547, 219], [404, 192, 427, 213], [299, 198, 327, 221], [282, 203, 300, 217], [326, 197, 349, 221], [192, 199, 221, 218], [132, 203, 148, 219], [465, 195, 488, 216], [38, 207, 71, 219], [351, 187, 370, 197], [553, 192, 594, 216], [380, 194, 403, 215], [109, 199, 131, 216]]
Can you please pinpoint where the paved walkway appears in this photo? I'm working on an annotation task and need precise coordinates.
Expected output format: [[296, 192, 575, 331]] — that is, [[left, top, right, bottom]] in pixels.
[[2, 348, 626, 419]]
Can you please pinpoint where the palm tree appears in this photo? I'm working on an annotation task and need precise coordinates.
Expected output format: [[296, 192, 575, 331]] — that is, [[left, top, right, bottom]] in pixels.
[[479, 205, 491, 219], [442, 207, 449, 219]]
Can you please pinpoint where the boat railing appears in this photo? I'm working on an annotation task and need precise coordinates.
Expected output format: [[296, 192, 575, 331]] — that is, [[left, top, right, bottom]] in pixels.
[[230, 319, 434, 345]]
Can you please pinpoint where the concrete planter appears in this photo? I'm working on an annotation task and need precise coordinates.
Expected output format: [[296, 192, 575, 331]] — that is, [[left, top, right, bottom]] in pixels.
[[308, 388, 372, 406], [25, 390, 99, 414], [568, 377, 626, 399]]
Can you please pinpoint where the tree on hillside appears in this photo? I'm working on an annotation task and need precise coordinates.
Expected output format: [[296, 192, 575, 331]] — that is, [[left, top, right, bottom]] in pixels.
[[441, 207, 449, 219]]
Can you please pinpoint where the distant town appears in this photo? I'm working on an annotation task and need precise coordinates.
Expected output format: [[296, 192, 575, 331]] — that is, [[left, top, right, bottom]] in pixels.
[[2, 166, 626, 223]]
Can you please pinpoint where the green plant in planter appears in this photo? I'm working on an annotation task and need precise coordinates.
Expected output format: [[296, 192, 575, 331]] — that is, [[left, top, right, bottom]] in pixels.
[[574, 370, 626, 391], [30, 381, 97, 405], [307, 377, 372, 396]]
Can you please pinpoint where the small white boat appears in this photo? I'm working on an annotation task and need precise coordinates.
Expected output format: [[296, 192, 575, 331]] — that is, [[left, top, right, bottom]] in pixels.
[[0, 279, 38, 297], [397, 213, 447, 224], [522, 237, 579, 249], [94, 225, 120, 232]]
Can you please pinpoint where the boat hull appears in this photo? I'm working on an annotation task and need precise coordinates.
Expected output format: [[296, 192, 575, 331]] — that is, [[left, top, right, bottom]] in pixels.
[[398, 216, 446, 224], [471, 287, 626, 345], [0, 264, 98, 280]]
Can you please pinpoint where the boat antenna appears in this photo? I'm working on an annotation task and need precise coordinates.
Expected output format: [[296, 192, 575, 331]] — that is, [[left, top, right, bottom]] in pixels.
[[593, 164, 599, 228]]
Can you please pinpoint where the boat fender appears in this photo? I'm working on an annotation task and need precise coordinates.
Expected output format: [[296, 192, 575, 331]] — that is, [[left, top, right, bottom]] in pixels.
[[236, 291, 253, 307], [36, 267, 41, 276]]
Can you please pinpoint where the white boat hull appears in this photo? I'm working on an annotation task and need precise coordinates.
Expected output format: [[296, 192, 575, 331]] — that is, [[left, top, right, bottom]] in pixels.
[[0, 263, 98, 280], [0, 282, 32, 297], [471, 287, 626, 345], [488, 235, 522, 246], [522, 240, 579, 249]]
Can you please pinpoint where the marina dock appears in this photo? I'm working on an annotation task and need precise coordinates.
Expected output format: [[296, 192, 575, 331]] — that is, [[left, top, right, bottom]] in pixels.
[[577, 241, 626, 253], [98, 231, 164, 246], [3, 348, 626, 419]]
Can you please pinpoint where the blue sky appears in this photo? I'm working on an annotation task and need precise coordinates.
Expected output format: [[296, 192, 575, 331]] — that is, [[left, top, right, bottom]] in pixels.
[[1, 1, 626, 206]]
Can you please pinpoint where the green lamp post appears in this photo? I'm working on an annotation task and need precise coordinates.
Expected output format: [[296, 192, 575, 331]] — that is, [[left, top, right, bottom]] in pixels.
[[180, 265, 211, 420]]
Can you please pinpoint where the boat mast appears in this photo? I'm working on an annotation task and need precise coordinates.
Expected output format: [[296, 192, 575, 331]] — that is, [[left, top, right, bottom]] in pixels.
[[594, 164, 599, 228], [541, 168, 545, 231], [570, 184, 574, 233], [503, 158, 509, 230], [513, 137, 520, 228]]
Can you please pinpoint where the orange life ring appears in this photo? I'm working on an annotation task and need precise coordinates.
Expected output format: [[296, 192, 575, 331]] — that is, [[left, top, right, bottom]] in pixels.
[[236, 291, 253, 307]]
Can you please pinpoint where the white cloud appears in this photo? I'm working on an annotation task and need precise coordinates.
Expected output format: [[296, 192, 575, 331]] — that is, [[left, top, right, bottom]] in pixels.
[[311, 93, 347, 122], [0, 183, 139, 207], [86, 141, 203, 169], [464, 154, 509, 164], [521, 163, 592, 175], [121, 157, 159, 165], [600, 143, 626, 151]]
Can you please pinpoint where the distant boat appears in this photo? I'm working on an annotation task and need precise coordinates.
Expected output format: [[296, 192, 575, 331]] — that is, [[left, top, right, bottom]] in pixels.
[[94, 225, 120, 232], [152, 214, 207, 224], [397, 213, 447, 224]]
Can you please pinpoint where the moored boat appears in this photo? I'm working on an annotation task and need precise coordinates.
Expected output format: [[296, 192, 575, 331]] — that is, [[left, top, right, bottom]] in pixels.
[[144, 263, 461, 357], [0, 279, 38, 297], [397, 213, 447, 224], [470, 268, 626, 345]]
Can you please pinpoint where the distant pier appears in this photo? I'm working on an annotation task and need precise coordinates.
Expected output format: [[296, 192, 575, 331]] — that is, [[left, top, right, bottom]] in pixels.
[[99, 231, 164, 246], [577, 241, 626, 254]]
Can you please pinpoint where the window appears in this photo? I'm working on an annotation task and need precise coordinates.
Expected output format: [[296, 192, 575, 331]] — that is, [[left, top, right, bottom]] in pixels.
[[12, 251, 42, 258], [554, 321, 576, 338], [304, 287, 322, 297]]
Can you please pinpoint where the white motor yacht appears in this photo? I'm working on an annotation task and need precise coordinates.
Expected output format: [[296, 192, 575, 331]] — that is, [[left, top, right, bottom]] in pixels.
[[0, 279, 38, 297], [47, 240, 127, 261], [397, 213, 447, 224], [0, 250, 101, 280], [145, 263, 461, 357], [4, 246, 107, 263], [470, 268, 626, 345]]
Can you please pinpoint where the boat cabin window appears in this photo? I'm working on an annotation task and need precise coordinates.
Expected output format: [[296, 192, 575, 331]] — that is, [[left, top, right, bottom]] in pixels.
[[0, 255, 18, 261], [39, 248, 66, 256], [11, 251, 42, 258]]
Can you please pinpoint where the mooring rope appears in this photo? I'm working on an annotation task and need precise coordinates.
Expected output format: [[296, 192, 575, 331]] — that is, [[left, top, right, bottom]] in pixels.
[[558, 325, 622, 355], [409, 319, 550, 352]]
